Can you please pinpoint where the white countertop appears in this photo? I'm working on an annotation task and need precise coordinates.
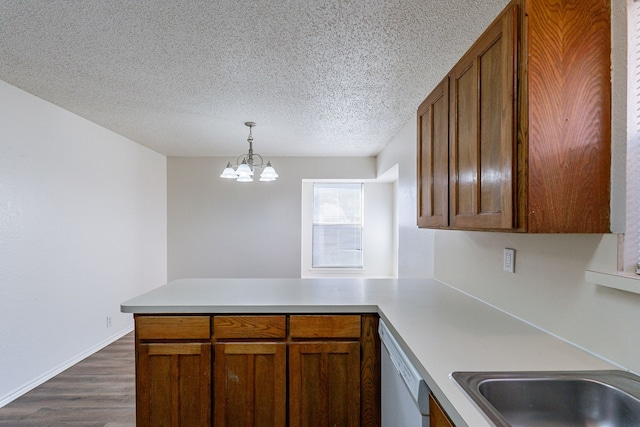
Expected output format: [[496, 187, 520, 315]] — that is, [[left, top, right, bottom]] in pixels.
[[121, 278, 617, 426]]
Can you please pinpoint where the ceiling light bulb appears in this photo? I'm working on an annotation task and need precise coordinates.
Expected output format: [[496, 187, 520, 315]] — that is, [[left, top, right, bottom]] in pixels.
[[260, 162, 278, 181], [236, 174, 253, 183], [220, 162, 239, 179], [236, 161, 252, 177]]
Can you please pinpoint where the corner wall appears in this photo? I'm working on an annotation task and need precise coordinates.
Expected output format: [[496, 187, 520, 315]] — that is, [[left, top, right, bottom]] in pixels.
[[0, 81, 167, 405], [376, 119, 435, 278]]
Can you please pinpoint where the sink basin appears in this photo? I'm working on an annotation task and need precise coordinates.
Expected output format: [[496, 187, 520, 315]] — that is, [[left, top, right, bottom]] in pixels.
[[452, 370, 640, 427]]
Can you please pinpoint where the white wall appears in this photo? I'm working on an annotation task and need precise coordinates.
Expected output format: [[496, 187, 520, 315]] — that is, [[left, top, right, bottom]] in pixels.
[[377, 120, 435, 278], [301, 181, 396, 278], [168, 157, 376, 279], [377, 0, 640, 374], [0, 81, 167, 406]]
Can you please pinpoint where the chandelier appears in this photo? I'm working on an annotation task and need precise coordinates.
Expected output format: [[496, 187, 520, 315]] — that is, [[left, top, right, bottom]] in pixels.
[[220, 122, 278, 182]]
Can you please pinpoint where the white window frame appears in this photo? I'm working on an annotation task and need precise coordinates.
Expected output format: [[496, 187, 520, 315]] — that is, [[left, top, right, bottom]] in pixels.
[[311, 183, 364, 269], [586, 0, 640, 293], [300, 178, 397, 278], [626, 0, 640, 275]]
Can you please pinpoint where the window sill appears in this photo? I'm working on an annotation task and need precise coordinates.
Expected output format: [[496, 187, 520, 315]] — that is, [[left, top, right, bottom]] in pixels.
[[585, 269, 640, 295], [309, 268, 365, 275]]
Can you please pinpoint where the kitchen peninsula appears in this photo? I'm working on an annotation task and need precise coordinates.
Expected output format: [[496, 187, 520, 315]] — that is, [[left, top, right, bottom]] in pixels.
[[121, 278, 618, 426]]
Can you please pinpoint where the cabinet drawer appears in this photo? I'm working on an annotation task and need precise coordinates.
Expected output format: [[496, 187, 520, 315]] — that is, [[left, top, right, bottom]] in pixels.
[[213, 315, 286, 339], [290, 315, 361, 339], [136, 316, 210, 340]]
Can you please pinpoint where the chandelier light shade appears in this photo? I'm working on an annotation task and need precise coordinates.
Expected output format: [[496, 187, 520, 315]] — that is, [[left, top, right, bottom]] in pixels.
[[220, 122, 278, 183]]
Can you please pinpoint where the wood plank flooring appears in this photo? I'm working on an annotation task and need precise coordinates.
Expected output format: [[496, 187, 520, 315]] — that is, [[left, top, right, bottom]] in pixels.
[[0, 332, 135, 427]]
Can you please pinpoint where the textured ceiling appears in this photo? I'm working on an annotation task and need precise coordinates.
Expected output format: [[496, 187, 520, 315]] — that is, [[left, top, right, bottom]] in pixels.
[[0, 0, 509, 157]]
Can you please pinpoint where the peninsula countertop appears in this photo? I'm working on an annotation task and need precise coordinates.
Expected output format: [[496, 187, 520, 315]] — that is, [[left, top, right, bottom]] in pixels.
[[121, 278, 617, 426]]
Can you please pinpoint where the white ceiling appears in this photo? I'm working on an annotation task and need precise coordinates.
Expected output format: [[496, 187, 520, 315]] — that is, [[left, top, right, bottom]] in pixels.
[[0, 0, 508, 157]]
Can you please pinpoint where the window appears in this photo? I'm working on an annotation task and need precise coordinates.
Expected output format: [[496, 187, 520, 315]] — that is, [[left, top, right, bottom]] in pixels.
[[628, 0, 640, 274], [312, 183, 363, 268]]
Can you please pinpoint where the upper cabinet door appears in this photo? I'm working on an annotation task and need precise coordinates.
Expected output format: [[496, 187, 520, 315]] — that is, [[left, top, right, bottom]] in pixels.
[[449, 5, 517, 230], [416, 0, 611, 233], [417, 77, 450, 228], [522, 0, 611, 233]]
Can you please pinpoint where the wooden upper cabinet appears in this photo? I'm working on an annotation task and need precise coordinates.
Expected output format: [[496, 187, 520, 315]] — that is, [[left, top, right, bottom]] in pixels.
[[449, 5, 516, 230], [417, 77, 450, 228], [417, 0, 611, 233], [520, 0, 611, 233]]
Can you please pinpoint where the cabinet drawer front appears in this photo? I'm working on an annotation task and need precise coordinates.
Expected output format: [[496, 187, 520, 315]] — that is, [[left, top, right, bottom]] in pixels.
[[213, 315, 286, 339], [290, 315, 361, 338], [136, 316, 210, 340]]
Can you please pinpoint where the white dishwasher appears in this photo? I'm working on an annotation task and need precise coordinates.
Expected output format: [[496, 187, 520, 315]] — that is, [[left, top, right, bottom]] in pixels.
[[379, 319, 430, 427]]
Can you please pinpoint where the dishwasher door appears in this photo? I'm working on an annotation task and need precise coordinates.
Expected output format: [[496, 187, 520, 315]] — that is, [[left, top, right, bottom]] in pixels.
[[379, 319, 430, 427]]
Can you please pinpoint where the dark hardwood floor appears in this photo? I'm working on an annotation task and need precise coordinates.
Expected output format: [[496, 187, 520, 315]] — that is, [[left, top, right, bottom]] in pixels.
[[0, 332, 135, 427]]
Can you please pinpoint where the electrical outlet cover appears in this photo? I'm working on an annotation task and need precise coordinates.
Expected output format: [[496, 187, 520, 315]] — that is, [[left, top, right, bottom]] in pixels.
[[504, 248, 515, 273]]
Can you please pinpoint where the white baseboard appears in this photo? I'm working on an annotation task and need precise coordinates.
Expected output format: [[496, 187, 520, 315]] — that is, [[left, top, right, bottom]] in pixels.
[[0, 326, 134, 408]]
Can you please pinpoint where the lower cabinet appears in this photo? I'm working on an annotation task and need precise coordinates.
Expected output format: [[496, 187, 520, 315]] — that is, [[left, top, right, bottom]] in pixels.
[[213, 342, 287, 427], [429, 392, 455, 427], [289, 341, 361, 427], [135, 313, 380, 427], [135, 316, 212, 427]]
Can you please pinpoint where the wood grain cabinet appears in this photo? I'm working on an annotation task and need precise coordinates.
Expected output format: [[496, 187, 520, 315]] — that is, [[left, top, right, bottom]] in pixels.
[[429, 393, 455, 427], [212, 316, 288, 427], [289, 315, 363, 427], [135, 316, 212, 427], [136, 314, 380, 427], [417, 77, 450, 228], [417, 0, 611, 233]]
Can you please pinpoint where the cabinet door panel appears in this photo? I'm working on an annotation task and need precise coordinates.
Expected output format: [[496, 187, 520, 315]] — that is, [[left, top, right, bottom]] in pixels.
[[289, 342, 360, 427], [452, 63, 478, 217], [525, 0, 611, 232], [214, 342, 286, 427], [479, 35, 507, 214], [137, 343, 211, 427], [450, 5, 516, 230], [417, 77, 449, 228]]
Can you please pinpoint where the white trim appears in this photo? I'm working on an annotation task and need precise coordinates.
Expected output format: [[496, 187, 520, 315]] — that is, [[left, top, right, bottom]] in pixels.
[[627, 0, 640, 273], [308, 267, 366, 275], [0, 326, 133, 408], [586, 270, 640, 295]]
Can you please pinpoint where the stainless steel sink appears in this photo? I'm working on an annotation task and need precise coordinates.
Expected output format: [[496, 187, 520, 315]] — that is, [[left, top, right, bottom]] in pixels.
[[452, 370, 640, 426]]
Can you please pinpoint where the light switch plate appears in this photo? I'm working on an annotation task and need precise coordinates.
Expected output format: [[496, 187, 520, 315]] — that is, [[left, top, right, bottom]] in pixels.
[[504, 248, 515, 273]]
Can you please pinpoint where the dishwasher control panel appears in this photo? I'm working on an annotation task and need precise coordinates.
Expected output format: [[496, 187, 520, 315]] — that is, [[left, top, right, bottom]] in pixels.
[[379, 319, 429, 413]]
